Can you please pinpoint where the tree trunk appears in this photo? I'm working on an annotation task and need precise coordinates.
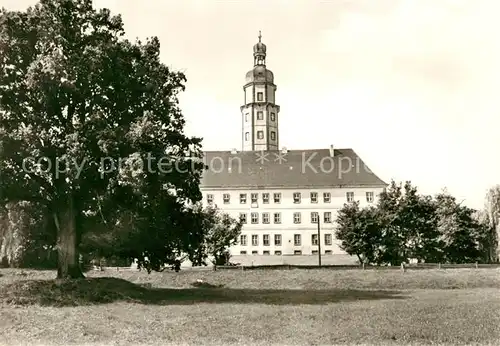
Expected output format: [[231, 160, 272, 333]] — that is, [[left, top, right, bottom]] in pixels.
[[492, 222, 499, 263], [54, 193, 84, 279], [356, 254, 363, 264]]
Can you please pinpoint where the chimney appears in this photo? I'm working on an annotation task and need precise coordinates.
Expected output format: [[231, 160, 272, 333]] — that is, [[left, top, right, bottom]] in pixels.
[[281, 146, 287, 154], [231, 148, 237, 154], [329, 144, 334, 157]]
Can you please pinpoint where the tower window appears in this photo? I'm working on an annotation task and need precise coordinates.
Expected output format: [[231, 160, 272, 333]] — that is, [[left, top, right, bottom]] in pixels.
[[257, 92, 263, 101], [257, 131, 264, 139], [257, 111, 263, 120], [271, 131, 276, 140], [245, 132, 249, 141], [270, 112, 275, 121], [245, 113, 249, 122]]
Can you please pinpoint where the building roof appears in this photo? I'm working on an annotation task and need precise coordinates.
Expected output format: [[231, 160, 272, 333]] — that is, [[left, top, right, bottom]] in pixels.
[[200, 148, 387, 189]]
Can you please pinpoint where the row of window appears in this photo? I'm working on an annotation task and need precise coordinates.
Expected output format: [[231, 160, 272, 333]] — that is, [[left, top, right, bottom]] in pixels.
[[206, 191, 374, 205], [240, 233, 333, 247], [244, 111, 276, 122], [244, 131, 276, 141], [239, 211, 331, 224], [240, 250, 333, 255]]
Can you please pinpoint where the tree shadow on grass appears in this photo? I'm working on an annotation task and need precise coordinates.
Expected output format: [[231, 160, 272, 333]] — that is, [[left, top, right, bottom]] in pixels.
[[0, 277, 408, 307]]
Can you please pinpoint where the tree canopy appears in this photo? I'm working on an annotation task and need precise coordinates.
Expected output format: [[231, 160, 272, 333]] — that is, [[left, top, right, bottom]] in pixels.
[[186, 205, 243, 267], [335, 181, 497, 265]]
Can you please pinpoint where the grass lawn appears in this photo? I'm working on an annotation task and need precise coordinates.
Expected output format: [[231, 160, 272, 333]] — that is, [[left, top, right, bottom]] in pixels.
[[0, 268, 499, 345]]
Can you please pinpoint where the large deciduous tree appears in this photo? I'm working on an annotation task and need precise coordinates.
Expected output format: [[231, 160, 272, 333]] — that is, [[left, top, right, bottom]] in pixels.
[[0, 0, 204, 278]]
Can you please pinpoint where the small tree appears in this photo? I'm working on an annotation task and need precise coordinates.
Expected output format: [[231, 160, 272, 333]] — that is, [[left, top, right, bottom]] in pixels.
[[484, 186, 500, 262], [0, 201, 55, 268], [474, 209, 496, 263], [335, 201, 382, 264], [396, 183, 440, 263], [189, 205, 242, 267], [435, 192, 482, 263], [375, 181, 439, 264], [79, 204, 242, 271], [375, 181, 406, 265]]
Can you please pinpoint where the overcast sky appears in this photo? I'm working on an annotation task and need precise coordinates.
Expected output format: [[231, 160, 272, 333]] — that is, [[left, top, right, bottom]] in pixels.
[[3, 0, 499, 209]]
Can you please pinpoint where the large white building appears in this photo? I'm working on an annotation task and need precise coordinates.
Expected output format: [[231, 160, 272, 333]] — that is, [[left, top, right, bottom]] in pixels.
[[200, 33, 387, 264]]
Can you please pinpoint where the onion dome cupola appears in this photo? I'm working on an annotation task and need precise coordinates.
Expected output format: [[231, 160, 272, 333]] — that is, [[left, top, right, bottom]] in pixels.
[[246, 31, 274, 84], [253, 31, 267, 66]]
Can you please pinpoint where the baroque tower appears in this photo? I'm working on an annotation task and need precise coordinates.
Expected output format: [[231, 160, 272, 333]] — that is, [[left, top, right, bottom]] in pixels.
[[241, 32, 280, 151]]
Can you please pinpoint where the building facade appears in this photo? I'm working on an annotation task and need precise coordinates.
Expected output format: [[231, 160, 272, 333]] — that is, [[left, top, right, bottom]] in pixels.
[[200, 34, 387, 263]]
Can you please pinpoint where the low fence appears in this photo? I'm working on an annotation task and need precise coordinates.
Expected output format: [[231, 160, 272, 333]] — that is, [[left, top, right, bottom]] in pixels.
[[229, 254, 357, 267], [95, 262, 500, 272], [239, 262, 500, 271]]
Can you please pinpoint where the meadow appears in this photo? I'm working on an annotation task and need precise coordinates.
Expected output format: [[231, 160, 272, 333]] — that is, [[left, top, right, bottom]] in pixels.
[[0, 267, 499, 345]]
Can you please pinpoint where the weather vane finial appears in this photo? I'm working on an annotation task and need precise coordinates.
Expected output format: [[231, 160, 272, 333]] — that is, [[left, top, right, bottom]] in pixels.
[[258, 30, 262, 42]]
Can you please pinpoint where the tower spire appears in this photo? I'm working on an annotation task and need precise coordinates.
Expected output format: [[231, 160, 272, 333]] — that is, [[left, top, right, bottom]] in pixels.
[[253, 31, 266, 66]]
